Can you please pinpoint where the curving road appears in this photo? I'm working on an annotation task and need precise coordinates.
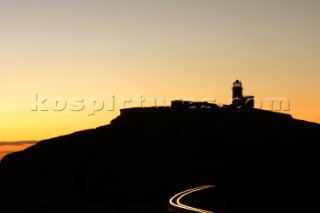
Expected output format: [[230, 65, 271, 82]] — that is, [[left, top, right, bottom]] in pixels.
[[169, 185, 215, 213]]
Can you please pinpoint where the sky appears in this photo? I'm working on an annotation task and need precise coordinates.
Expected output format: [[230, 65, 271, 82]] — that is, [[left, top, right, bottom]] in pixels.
[[1, 0, 320, 155]]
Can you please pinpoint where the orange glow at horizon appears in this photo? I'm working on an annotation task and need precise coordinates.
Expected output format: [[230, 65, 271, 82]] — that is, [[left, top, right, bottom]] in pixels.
[[0, 143, 36, 159]]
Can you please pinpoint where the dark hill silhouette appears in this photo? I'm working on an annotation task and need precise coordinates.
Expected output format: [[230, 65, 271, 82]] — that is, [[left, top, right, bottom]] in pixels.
[[0, 105, 319, 213]]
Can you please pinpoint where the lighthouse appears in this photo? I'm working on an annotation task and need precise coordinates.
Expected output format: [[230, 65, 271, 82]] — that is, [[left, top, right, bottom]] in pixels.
[[232, 79, 243, 99], [232, 80, 254, 109]]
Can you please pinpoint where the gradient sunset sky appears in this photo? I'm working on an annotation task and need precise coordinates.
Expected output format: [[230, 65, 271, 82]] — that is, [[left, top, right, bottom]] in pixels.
[[1, 0, 320, 146]]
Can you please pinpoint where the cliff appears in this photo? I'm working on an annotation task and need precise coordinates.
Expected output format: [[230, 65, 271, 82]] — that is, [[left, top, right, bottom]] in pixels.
[[0, 106, 319, 212]]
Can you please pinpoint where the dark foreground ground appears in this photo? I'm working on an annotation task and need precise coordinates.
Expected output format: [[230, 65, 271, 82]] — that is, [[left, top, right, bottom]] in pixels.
[[1, 177, 319, 213], [0, 106, 319, 212]]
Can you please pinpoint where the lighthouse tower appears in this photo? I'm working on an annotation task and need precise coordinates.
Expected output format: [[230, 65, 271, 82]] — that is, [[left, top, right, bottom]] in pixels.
[[232, 79, 243, 99], [232, 79, 254, 109]]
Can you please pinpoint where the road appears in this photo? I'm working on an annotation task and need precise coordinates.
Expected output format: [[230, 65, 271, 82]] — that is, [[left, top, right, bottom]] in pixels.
[[169, 185, 215, 213]]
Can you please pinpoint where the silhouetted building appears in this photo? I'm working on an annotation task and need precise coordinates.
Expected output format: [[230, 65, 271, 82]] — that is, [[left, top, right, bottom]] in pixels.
[[170, 80, 254, 111], [232, 79, 243, 99], [232, 80, 254, 109], [171, 100, 217, 111]]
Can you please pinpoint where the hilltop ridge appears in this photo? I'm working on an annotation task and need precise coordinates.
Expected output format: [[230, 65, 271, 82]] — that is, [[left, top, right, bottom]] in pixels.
[[0, 104, 319, 212]]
